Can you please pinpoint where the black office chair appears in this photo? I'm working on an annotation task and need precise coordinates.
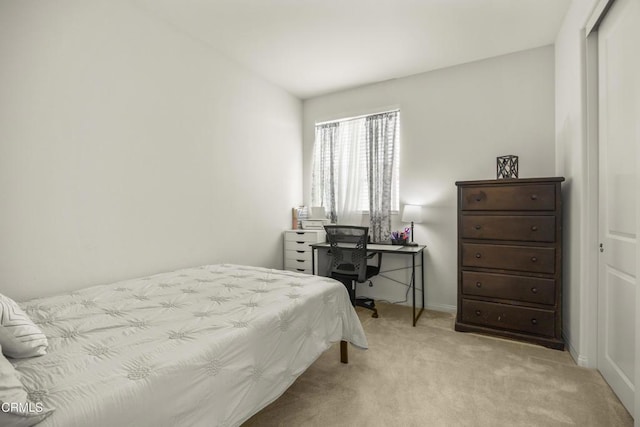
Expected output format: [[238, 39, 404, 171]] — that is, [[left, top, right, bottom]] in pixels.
[[324, 225, 382, 318]]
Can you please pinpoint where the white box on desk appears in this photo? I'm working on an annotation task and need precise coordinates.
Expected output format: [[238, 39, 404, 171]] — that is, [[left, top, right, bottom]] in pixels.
[[301, 219, 330, 229]]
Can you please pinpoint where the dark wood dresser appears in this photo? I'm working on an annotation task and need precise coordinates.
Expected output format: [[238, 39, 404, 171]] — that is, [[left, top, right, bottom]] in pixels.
[[454, 177, 564, 350]]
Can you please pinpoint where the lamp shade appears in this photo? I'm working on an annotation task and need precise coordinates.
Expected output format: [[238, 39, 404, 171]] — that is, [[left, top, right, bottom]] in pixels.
[[401, 204, 423, 223]]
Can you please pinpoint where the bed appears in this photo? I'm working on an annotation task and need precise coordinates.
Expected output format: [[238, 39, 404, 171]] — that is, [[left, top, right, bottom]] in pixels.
[[5, 264, 368, 426]]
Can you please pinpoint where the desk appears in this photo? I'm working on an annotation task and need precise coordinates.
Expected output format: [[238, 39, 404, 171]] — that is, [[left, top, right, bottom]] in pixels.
[[310, 242, 426, 326]]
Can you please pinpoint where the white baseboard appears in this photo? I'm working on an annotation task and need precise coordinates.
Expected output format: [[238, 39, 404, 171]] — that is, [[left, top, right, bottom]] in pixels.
[[425, 303, 457, 313], [566, 335, 590, 367], [393, 300, 456, 314]]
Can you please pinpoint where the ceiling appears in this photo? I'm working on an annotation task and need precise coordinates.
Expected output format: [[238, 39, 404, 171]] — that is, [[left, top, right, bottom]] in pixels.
[[133, 0, 572, 99]]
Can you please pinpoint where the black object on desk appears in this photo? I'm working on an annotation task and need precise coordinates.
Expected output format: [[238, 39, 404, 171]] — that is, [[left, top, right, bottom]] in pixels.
[[311, 240, 426, 326]]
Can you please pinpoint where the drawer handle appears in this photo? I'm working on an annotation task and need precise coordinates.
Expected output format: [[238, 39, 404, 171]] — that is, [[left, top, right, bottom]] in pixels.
[[475, 282, 482, 288], [296, 241, 304, 244], [531, 194, 538, 200], [296, 268, 304, 272], [474, 225, 482, 230], [475, 253, 482, 259], [531, 225, 538, 231], [531, 257, 538, 262], [296, 259, 304, 263], [531, 287, 538, 294], [531, 318, 538, 325], [473, 192, 485, 202], [296, 250, 304, 253], [296, 232, 305, 235], [475, 310, 481, 316]]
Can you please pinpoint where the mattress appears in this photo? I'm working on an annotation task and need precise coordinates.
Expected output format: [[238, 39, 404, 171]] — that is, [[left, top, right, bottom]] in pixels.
[[10, 264, 368, 426]]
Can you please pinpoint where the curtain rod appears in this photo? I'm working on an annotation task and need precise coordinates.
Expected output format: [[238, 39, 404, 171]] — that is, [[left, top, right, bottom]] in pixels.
[[316, 109, 399, 127]]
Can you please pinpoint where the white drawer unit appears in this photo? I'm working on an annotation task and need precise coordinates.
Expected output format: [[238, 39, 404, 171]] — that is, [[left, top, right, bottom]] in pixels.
[[283, 229, 325, 274]]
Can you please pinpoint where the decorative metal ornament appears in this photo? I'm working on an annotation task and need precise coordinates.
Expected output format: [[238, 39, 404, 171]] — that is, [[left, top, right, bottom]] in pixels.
[[497, 155, 518, 179]]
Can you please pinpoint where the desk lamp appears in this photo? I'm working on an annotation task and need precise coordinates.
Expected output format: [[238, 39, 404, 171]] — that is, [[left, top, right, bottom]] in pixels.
[[401, 204, 423, 246]]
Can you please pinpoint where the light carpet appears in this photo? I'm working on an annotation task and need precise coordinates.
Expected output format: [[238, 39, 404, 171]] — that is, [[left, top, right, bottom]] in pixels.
[[244, 303, 632, 426]]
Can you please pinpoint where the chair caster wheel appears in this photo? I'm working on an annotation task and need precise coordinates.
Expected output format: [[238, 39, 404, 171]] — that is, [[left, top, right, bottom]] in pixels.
[[372, 312, 379, 318]]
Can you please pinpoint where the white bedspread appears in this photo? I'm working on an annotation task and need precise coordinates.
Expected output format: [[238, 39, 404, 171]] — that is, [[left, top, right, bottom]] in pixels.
[[10, 264, 368, 427]]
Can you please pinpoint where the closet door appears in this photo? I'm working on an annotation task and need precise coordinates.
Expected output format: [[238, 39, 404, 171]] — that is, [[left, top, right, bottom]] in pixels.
[[597, 0, 640, 416]]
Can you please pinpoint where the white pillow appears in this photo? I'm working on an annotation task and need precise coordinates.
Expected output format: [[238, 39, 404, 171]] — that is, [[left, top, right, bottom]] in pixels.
[[0, 344, 55, 426], [0, 294, 48, 358]]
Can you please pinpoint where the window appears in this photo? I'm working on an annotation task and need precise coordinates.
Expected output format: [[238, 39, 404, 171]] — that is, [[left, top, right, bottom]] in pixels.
[[311, 110, 400, 224]]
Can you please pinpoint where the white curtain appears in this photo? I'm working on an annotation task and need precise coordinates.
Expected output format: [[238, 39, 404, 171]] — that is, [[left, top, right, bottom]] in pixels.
[[311, 120, 367, 225], [366, 111, 398, 242], [334, 121, 367, 225], [311, 123, 338, 222]]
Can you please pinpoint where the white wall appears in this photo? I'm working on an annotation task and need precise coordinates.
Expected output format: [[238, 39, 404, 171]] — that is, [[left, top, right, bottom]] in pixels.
[[0, 0, 302, 301], [303, 46, 556, 311], [554, 0, 599, 367]]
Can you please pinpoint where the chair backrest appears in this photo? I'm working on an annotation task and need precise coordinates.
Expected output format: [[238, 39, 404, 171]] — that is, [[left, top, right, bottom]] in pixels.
[[324, 225, 369, 283]]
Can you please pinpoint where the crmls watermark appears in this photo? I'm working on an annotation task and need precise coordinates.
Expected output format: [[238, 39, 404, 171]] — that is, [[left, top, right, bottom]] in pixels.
[[1, 401, 45, 414]]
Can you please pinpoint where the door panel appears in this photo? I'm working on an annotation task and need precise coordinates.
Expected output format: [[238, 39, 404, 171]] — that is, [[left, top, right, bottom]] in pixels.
[[605, 268, 636, 385], [598, 0, 640, 417]]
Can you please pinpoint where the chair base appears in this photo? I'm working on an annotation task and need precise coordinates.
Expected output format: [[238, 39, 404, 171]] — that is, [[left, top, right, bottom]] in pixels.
[[333, 276, 379, 318], [356, 297, 378, 318]]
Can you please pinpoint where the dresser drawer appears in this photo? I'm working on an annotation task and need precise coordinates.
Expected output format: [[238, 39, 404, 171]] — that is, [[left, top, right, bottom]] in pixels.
[[284, 249, 312, 262], [284, 258, 312, 271], [460, 184, 556, 211], [462, 243, 555, 273], [284, 266, 313, 274], [284, 240, 314, 252], [461, 299, 555, 337], [461, 215, 556, 242], [462, 271, 555, 305], [284, 230, 325, 243]]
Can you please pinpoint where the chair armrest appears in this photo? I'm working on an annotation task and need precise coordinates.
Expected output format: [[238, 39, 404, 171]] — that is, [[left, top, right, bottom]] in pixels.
[[366, 252, 383, 268]]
